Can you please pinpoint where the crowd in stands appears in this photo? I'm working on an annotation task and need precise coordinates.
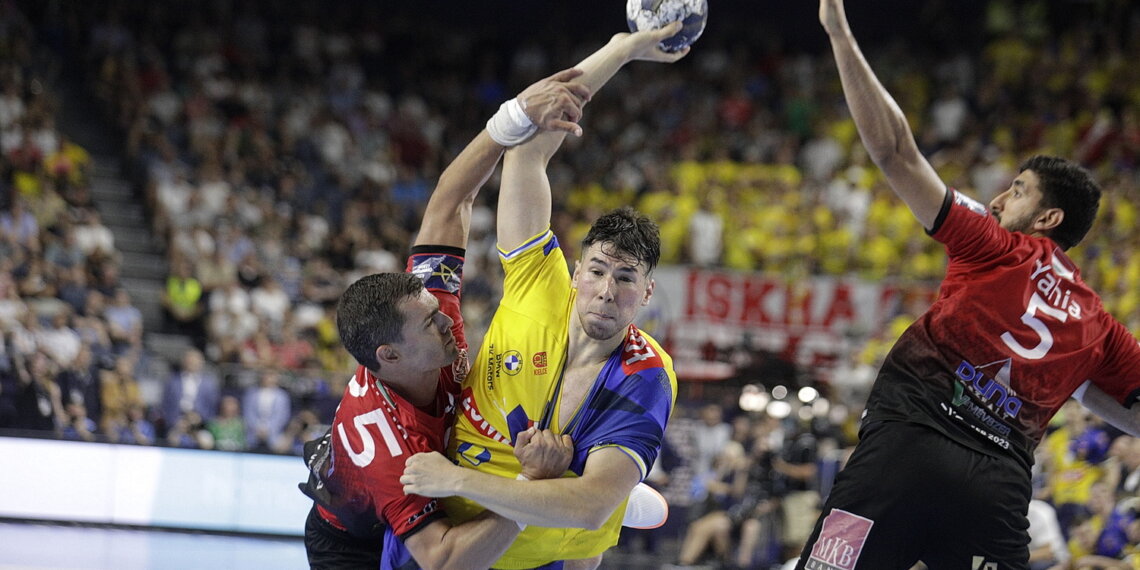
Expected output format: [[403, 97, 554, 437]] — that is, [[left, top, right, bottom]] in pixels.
[[3, 0, 1140, 567]]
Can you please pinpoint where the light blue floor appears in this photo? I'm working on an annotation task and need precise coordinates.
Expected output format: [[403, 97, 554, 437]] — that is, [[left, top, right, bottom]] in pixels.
[[0, 521, 693, 569], [0, 521, 307, 570]]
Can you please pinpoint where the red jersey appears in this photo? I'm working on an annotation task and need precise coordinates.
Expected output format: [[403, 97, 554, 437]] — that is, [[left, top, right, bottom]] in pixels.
[[865, 190, 1140, 470], [314, 248, 468, 539]]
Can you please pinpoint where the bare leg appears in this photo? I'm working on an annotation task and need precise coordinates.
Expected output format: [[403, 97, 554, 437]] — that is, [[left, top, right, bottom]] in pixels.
[[736, 517, 763, 568], [678, 511, 729, 565], [707, 512, 733, 560]]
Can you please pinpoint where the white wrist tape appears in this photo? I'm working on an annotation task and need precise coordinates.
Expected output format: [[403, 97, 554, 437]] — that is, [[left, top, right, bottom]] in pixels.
[[486, 98, 537, 147], [515, 473, 530, 530]]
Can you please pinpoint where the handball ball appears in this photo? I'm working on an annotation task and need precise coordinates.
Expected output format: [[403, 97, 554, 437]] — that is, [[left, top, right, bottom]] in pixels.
[[626, 0, 708, 53]]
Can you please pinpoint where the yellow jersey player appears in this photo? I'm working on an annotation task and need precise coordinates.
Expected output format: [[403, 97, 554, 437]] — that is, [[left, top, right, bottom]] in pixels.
[[400, 24, 688, 570]]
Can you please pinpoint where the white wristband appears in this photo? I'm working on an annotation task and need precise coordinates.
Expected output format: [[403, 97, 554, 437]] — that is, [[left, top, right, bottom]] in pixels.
[[515, 473, 530, 530], [486, 98, 537, 147]]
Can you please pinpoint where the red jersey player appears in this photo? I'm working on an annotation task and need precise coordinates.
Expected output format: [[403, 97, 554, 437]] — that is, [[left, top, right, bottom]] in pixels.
[[796, 1, 1140, 568], [299, 68, 590, 570]]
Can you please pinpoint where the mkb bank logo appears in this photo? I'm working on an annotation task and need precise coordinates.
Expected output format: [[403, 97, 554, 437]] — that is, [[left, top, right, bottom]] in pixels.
[[972, 556, 997, 570], [805, 509, 872, 570]]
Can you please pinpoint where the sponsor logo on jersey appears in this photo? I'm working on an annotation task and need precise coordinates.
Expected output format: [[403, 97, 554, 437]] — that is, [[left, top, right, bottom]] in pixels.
[[503, 351, 522, 376], [806, 509, 873, 570], [460, 387, 511, 445], [532, 352, 548, 376], [457, 442, 491, 466], [484, 344, 499, 392], [410, 255, 462, 293], [950, 383, 1013, 442], [955, 359, 1022, 418], [621, 325, 664, 373], [971, 556, 998, 570]]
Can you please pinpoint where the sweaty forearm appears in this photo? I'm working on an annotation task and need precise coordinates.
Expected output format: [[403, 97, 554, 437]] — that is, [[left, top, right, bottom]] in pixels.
[[572, 35, 639, 97], [424, 512, 519, 570], [436, 130, 505, 207], [512, 37, 636, 163], [416, 130, 503, 248], [827, 31, 913, 169]]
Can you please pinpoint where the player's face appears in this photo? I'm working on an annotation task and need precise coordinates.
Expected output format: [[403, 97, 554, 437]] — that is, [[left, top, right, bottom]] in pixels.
[[394, 288, 458, 371], [989, 170, 1046, 234], [572, 242, 654, 341]]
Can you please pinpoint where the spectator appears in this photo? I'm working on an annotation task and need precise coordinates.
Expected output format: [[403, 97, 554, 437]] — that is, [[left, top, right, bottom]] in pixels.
[[116, 403, 156, 445], [34, 310, 81, 368], [691, 403, 733, 476], [194, 241, 237, 296], [12, 351, 65, 433], [1115, 436, 1140, 499], [273, 322, 314, 371], [674, 441, 749, 567], [271, 408, 325, 456], [55, 342, 101, 425], [1045, 401, 1112, 536], [61, 402, 97, 442], [98, 354, 143, 437], [249, 275, 290, 329], [104, 288, 143, 350], [166, 409, 208, 449], [42, 225, 87, 271], [71, 208, 115, 259], [206, 395, 246, 452], [55, 265, 90, 314], [0, 198, 40, 252], [159, 348, 220, 427], [1026, 498, 1069, 570], [242, 368, 291, 452], [160, 256, 206, 345], [0, 271, 28, 329]]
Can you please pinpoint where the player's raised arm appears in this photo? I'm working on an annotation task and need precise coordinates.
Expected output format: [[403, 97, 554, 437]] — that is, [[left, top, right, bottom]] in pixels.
[[819, 0, 946, 229], [415, 69, 590, 249], [497, 24, 688, 251]]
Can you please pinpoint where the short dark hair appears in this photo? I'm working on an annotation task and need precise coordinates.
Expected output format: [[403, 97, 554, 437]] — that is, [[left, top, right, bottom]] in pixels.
[[336, 273, 424, 371], [1020, 155, 1101, 250], [581, 206, 661, 275]]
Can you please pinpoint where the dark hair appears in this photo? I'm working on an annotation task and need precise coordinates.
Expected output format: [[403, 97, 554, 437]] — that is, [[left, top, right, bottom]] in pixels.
[[336, 273, 424, 371], [1019, 155, 1101, 250], [580, 206, 661, 274]]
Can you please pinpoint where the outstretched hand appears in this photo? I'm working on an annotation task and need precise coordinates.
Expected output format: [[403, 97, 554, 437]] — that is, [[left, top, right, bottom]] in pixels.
[[517, 68, 592, 137], [614, 22, 692, 63], [819, 0, 850, 37], [514, 426, 574, 480]]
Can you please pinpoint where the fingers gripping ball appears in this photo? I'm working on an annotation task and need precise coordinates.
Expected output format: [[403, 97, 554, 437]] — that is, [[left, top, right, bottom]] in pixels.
[[626, 0, 708, 53]]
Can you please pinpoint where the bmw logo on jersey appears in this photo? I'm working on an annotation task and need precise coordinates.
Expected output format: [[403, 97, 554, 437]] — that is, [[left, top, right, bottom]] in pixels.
[[502, 351, 522, 375]]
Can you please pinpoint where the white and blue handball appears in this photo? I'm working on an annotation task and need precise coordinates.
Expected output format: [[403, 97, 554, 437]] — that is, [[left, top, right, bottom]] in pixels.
[[626, 0, 708, 53]]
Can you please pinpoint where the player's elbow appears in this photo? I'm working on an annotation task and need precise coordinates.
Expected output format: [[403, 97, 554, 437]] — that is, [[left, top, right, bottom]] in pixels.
[[863, 116, 919, 168], [414, 547, 466, 570], [576, 512, 607, 531], [576, 501, 622, 531]]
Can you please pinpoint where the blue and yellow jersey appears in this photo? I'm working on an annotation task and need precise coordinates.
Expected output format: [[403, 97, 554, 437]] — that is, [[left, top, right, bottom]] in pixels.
[[445, 229, 677, 568]]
